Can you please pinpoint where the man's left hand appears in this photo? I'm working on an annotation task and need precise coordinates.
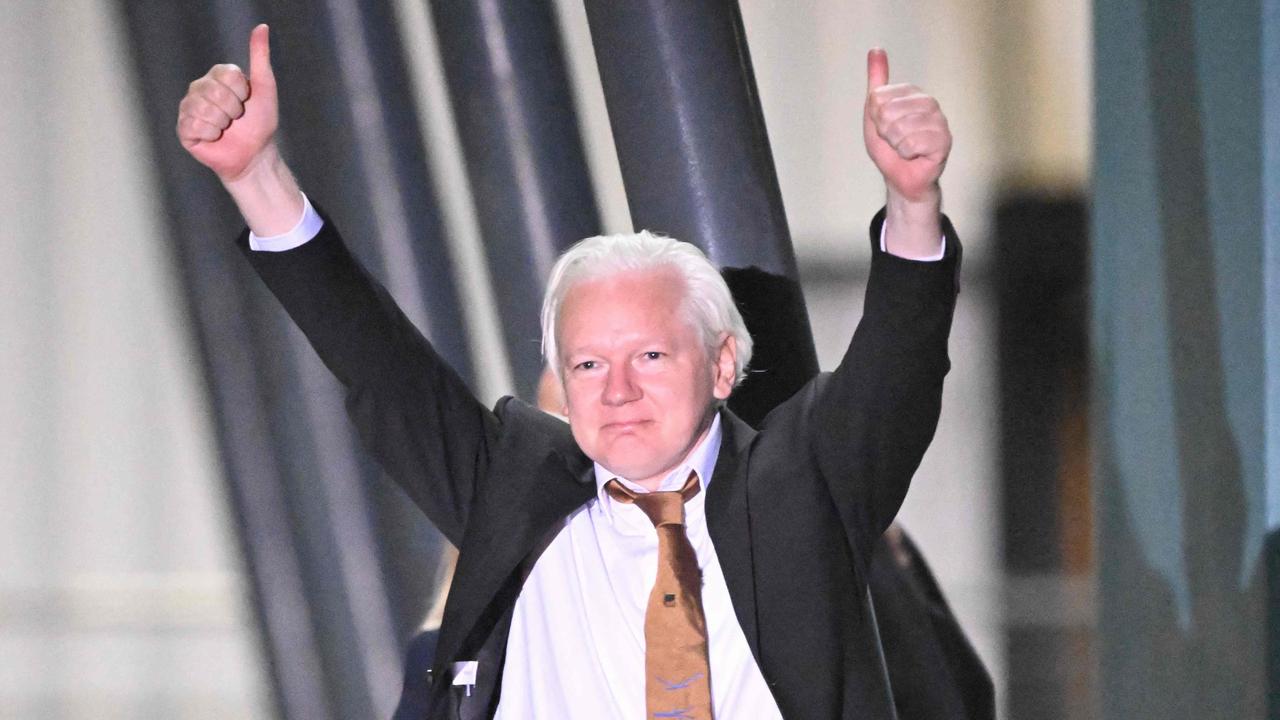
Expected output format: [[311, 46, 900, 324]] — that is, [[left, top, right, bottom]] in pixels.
[[863, 48, 951, 257]]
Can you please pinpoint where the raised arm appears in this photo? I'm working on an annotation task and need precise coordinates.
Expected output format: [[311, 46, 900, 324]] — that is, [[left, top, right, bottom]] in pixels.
[[811, 48, 960, 558], [176, 25, 496, 542]]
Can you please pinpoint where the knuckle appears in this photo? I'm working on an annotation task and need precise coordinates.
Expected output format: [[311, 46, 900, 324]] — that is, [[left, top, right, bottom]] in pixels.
[[211, 63, 240, 80], [211, 83, 234, 106], [195, 102, 219, 123]]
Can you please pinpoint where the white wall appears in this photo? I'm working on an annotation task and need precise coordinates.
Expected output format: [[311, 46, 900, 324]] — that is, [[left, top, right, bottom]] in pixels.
[[0, 2, 268, 717]]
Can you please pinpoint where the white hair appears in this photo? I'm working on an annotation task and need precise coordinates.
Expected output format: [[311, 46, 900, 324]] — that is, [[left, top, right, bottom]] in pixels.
[[540, 230, 753, 386]]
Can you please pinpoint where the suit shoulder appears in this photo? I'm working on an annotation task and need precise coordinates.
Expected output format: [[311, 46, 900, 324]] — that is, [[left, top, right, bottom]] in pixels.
[[753, 371, 835, 431], [492, 396, 587, 463]]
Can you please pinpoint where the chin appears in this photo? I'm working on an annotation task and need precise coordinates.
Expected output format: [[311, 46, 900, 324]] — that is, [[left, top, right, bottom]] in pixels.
[[602, 446, 678, 482], [597, 455, 652, 481]]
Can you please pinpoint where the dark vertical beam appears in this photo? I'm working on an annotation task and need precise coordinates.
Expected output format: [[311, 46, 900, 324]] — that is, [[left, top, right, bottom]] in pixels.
[[428, 0, 602, 400], [582, 0, 818, 427], [994, 194, 1091, 720]]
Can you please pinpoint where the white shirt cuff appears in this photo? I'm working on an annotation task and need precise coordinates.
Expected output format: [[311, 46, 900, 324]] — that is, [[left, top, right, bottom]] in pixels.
[[248, 193, 325, 252], [879, 220, 946, 261]]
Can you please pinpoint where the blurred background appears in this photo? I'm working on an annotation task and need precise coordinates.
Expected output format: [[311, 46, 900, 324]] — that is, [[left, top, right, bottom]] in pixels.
[[0, 0, 1273, 718]]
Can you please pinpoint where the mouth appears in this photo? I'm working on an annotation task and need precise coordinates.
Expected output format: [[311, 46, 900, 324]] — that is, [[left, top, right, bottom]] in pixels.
[[602, 420, 652, 432]]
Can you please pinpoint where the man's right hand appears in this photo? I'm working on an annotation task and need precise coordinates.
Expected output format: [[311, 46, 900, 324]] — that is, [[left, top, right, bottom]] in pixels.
[[177, 24, 303, 236], [178, 24, 277, 180]]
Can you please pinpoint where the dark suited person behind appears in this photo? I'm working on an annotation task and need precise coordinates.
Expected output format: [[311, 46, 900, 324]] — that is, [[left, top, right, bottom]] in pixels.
[[178, 24, 961, 719]]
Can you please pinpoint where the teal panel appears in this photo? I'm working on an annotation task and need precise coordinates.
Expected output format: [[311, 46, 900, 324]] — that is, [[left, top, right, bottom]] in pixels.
[[1094, 0, 1270, 717], [1266, 0, 1280, 535], [1264, 0, 1280, 717]]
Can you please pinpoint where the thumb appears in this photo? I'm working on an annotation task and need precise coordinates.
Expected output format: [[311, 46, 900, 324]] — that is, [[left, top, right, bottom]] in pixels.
[[866, 47, 889, 94], [249, 23, 274, 88]]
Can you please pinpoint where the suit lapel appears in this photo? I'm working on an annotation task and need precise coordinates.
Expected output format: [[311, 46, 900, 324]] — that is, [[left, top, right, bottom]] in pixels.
[[704, 409, 762, 661]]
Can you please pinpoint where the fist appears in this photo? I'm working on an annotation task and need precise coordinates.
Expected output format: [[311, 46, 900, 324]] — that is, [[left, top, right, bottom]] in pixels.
[[863, 48, 951, 202], [177, 24, 278, 181]]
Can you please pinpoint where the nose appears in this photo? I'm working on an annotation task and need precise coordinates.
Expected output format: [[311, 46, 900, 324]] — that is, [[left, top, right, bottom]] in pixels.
[[602, 364, 641, 406]]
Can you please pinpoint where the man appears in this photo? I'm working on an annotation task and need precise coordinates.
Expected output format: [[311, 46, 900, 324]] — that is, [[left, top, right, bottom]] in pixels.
[[178, 24, 960, 719]]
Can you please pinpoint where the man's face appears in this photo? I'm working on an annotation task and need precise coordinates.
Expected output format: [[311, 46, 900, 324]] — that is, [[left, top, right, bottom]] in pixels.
[[557, 267, 737, 487]]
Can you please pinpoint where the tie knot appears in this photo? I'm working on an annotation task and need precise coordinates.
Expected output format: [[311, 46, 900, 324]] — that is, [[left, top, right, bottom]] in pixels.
[[605, 471, 700, 528]]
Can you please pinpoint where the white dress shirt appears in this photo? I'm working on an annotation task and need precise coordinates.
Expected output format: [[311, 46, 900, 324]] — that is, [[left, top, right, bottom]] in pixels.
[[494, 414, 783, 718]]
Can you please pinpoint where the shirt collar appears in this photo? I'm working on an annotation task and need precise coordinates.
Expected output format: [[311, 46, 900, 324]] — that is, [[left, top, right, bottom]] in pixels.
[[592, 412, 723, 511]]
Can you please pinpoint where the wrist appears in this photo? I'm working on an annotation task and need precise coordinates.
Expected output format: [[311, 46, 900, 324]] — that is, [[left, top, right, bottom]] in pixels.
[[883, 185, 943, 259], [222, 145, 305, 236]]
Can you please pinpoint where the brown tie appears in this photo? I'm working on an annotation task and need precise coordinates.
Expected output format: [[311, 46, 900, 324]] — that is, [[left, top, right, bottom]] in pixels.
[[606, 472, 713, 720]]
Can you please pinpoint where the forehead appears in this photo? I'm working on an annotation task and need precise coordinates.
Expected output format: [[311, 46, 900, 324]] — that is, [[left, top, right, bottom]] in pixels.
[[558, 267, 694, 345]]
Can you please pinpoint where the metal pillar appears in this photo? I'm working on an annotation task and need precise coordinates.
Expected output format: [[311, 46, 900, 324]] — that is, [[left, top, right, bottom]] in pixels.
[[994, 194, 1091, 720], [428, 0, 602, 400], [583, 0, 818, 428]]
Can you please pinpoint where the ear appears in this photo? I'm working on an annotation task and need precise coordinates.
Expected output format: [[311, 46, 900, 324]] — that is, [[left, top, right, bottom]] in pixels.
[[711, 333, 738, 400], [536, 365, 568, 414]]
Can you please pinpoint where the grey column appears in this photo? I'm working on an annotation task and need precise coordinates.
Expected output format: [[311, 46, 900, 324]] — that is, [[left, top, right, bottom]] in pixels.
[[429, 0, 602, 400], [582, 0, 818, 428], [1093, 0, 1276, 716], [119, 2, 469, 717], [118, 3, 335, 718]]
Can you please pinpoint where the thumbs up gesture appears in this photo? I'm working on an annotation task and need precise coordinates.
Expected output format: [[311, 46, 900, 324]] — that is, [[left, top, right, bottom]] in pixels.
[[176, 24, 302, 236], [177, 24, 278, 181], [863, 48, 950, 201], [863, 48, 951, 256]]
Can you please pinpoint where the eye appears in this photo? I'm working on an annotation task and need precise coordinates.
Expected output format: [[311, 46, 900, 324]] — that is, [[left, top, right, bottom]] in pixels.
[[642, 351, 664, 361], [574, 360, 597, 371]]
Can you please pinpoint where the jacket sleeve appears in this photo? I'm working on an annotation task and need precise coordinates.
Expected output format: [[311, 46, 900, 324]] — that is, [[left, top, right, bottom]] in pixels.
[[237, 214, 498, 545], [806, 207, 961, 564]]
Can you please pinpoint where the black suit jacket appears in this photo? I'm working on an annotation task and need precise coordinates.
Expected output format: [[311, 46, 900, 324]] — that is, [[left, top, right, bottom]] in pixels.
[[242, 209, 960, 719]]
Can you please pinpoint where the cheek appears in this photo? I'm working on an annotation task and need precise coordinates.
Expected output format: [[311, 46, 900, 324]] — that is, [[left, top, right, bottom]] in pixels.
[[562, 378, 594, 410], [567, 421, 594, 455], [650, 379, 705, 427], [563, 385, 601, 432], [564, 398, 591, 428]]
